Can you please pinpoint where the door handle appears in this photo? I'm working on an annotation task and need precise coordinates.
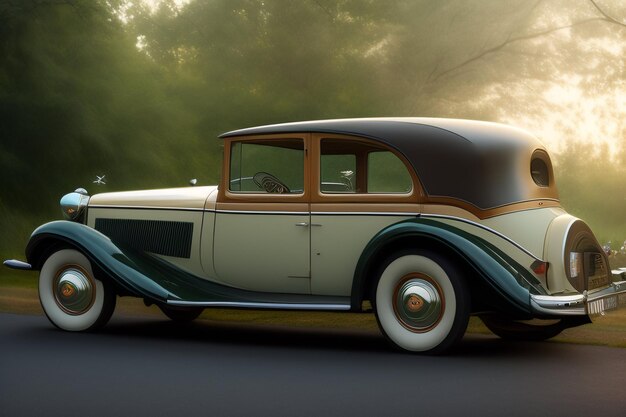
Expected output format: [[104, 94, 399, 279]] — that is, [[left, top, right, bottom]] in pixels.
[[295, 222, 323, 227]]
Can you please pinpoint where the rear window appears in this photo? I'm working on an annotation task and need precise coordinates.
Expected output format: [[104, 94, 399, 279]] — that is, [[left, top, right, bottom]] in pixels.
[[531, 156, 549, 187]]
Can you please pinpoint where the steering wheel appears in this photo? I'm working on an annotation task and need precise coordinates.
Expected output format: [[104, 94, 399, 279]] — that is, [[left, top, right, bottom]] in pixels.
[[253, 172, 291, 194]]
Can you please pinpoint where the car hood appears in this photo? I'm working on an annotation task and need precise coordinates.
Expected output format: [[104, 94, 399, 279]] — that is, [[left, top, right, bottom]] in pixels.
[[88, 186, 218, 210]]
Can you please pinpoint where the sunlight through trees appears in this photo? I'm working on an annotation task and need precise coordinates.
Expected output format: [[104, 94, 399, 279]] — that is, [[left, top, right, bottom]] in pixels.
[[1, 0, 625, 259]]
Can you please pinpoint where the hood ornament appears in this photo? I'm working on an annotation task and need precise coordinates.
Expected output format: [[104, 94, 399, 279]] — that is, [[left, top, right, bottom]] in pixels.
[[93, 175, 106, 185]]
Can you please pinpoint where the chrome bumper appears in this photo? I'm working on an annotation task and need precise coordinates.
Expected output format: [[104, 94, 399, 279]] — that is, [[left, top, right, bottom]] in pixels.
[[531, 280, 626, 316], [3, 259, 32, 270]]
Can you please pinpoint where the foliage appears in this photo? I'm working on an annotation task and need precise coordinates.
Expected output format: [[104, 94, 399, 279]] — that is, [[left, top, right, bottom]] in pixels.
[[554, 141, 626, 244]]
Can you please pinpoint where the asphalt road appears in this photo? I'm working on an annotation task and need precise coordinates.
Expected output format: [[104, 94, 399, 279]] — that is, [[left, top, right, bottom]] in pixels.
[[0, 313, 625, 417]]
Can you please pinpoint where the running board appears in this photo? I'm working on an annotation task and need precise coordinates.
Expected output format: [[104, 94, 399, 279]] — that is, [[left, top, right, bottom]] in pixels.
[[166, 299, 351, 311]]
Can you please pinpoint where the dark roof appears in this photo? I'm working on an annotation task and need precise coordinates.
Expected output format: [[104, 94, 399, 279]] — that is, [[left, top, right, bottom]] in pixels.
[[220, 118, 558, 209]]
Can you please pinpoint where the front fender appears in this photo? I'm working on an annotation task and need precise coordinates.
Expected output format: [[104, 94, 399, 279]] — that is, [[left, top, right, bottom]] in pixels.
[[26, 221, 174, 302], [352, 218, 545, 315]]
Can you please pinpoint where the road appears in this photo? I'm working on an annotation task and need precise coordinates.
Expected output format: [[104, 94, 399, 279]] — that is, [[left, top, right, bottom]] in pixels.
[[0, 312, 625, 417]]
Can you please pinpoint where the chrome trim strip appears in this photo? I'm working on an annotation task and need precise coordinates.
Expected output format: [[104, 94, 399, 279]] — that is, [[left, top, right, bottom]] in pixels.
[[3, 259, 32, 270], [89, 204, 205, 212], [561, 216, 578, 263], [421, 213, 543, 261], [166, 300, 351, 311], [89, 206, 418, 216], [311, 211, 419, 217], [215, 210, 309, 215]]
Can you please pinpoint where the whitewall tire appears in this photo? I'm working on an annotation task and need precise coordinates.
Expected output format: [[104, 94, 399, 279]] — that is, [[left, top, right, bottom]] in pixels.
[[374, 251, 470, 353], [39, 249, 116, 331]]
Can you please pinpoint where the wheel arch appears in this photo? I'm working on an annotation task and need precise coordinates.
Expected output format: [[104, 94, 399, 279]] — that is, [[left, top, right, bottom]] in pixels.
[[26, 221, 172, 302], [352, 233, 475, 308], [351, 218, 535, 317], [26, 235, 134, 297]]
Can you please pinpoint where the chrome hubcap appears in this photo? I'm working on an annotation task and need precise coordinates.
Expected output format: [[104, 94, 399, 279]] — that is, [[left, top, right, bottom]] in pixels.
[[53, 266, 95, 315], [394, 275, 444, 332]]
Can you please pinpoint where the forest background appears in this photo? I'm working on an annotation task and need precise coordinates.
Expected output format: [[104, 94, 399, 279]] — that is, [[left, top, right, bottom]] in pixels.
[[1, 0, 626, 278]]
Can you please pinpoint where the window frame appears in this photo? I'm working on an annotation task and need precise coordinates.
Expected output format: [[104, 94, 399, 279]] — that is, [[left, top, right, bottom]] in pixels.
[[219, 134, 311, 204], [530, 149, 553, 188], [311, 134, 422, 204]]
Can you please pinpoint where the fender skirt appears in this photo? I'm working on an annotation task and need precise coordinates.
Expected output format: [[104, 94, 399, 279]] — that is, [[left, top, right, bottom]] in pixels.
[[352, 218, 546, 316]]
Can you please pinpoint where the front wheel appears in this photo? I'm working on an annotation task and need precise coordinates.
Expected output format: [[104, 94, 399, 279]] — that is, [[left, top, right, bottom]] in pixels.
[[39, 248, 116, 331], [374, 250, 470, 353]]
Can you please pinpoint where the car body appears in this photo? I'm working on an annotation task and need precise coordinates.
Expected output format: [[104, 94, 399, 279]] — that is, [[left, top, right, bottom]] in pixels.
[[5, 118, 626, 353]]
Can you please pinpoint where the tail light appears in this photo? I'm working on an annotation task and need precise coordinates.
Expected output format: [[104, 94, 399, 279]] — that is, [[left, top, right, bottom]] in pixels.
[[531, 260, 548, 281]]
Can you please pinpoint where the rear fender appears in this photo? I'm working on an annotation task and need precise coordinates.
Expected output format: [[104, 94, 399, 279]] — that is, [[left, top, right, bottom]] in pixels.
[[352, 218, 545, 315]]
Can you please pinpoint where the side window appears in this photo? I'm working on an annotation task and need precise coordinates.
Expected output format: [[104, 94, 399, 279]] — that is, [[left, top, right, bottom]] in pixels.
[[320, 139, 412, 194], [367, 151, 413, 193], [320, 153, 357, 193], [229, 139, 304, 194]]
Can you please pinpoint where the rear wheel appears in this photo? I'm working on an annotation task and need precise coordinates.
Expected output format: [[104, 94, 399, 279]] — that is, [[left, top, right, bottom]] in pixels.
[[374, 250, 470, 354], [480, 315, 565, 341], [39, 249, 116, 331]]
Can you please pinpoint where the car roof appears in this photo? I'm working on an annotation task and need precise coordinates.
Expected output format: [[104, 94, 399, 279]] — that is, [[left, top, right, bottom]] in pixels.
[[219, 118, 557, 210]]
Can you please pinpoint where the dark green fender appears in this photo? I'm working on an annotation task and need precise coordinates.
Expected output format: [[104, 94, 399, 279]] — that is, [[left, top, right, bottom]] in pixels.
[[351, 218, 546, 315], [26, 221, 177, 302]]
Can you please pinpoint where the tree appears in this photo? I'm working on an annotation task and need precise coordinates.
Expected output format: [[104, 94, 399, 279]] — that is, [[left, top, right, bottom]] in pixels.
[[1, 0, 625, 261], [0, 0, 215, 258]]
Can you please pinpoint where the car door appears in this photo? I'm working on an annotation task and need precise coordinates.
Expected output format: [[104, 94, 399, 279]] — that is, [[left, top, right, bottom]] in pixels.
[[309, 134, 420, 296], [213, 134, 311, 294]]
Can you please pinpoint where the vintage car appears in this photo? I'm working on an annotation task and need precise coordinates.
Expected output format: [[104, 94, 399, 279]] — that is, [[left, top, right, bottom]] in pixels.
[[5, 118, 626, 353]]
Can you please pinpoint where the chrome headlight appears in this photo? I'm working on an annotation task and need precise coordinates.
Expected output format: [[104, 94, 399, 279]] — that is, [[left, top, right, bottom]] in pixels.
[[60, 188, 90, 222]]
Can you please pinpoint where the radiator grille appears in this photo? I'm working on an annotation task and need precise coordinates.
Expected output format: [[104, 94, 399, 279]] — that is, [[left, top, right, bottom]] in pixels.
[[94, 218, 193, 258]]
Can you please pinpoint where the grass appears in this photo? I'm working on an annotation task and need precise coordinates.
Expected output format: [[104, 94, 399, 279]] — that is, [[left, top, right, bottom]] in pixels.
[[1, 278, 625, 348]]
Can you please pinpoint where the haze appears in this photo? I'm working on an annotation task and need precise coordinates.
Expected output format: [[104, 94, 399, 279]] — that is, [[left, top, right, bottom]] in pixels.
[[1, 0, 625, 264]]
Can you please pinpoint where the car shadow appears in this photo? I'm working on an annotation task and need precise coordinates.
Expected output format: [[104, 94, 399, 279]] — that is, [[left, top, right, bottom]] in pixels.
[[87, 313, 566, 358]]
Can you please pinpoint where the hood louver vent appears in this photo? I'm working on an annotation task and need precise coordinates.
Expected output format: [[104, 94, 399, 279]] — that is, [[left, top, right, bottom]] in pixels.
[[95, 218, 193, 258]]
